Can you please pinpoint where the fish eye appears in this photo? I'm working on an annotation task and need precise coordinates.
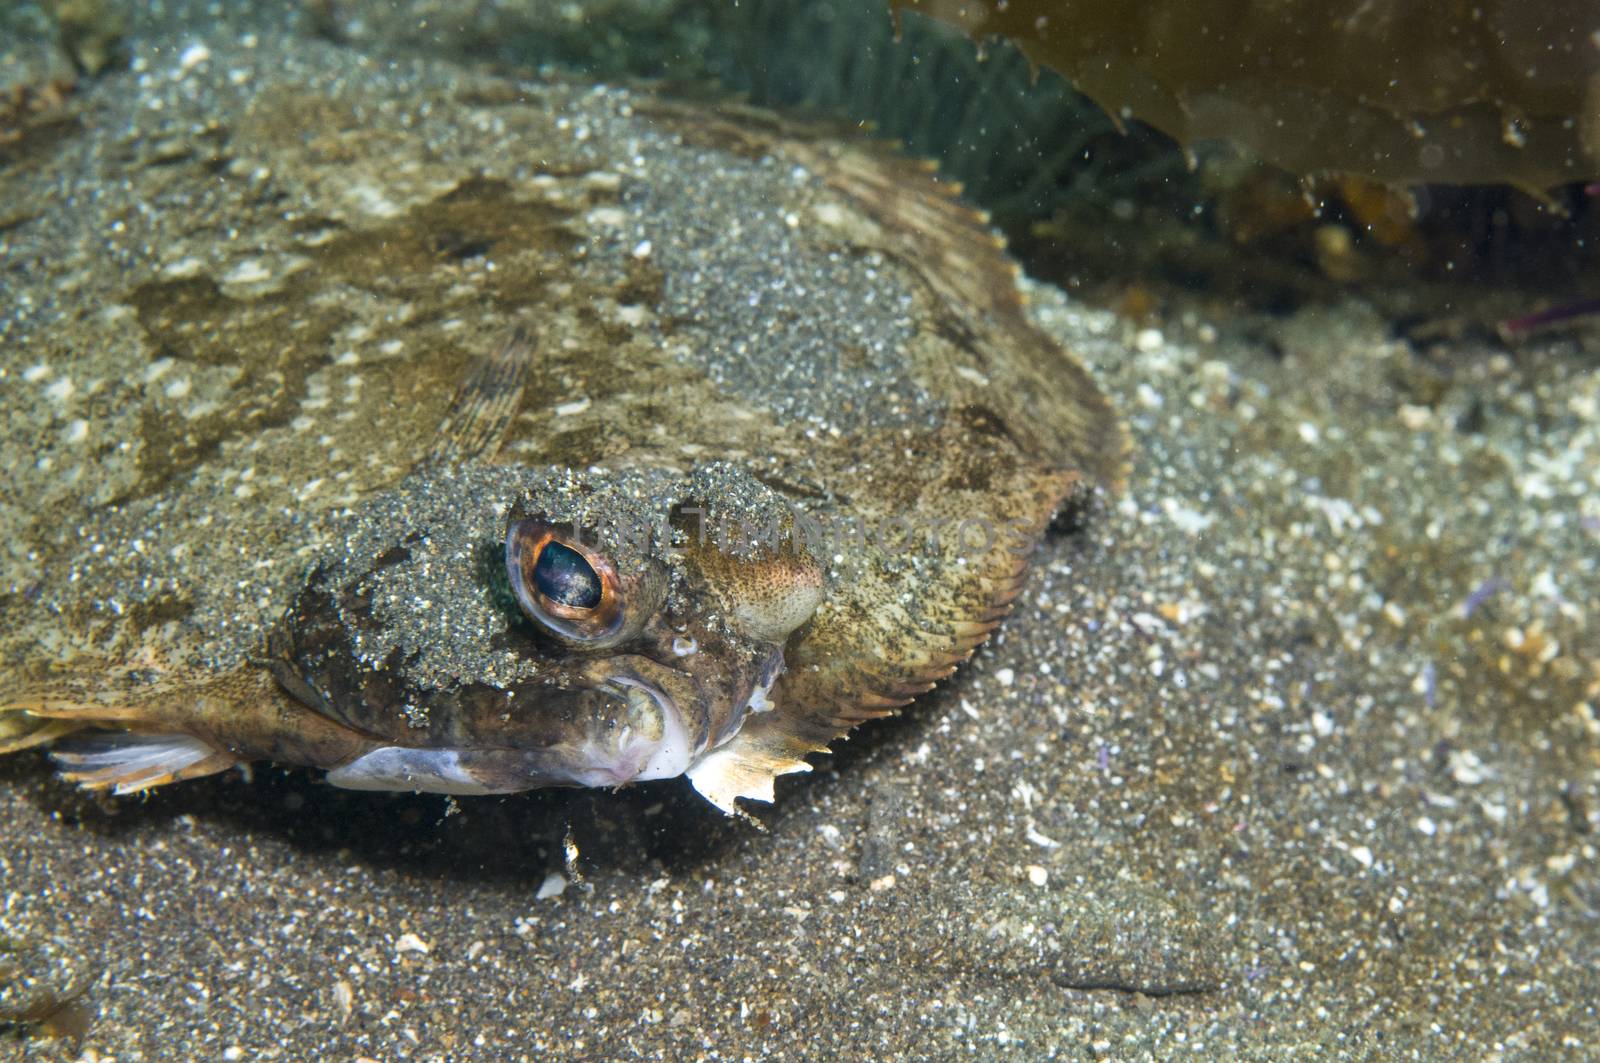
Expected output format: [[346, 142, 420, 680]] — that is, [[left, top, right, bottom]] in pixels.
[[533, 541, 602, 609], [505, 519, 624, 643]]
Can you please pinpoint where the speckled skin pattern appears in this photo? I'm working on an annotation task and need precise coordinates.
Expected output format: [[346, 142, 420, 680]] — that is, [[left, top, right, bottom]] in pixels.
[[0, 12, 1121, 811], [2, 5, 1597, 1058]]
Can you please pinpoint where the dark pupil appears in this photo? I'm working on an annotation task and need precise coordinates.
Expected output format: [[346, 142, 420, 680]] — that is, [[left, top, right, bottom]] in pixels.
[[533, 541, 602, 609]]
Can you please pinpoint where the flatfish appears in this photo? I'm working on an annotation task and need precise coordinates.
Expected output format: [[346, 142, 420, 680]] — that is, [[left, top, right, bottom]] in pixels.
[[0, 47, 1123, 814]]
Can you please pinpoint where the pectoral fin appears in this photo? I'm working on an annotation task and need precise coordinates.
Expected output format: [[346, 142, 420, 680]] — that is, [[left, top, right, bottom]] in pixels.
[[2, 657, 371, 793], [51, 733, 236, 794], [685, 720, 813, 817]]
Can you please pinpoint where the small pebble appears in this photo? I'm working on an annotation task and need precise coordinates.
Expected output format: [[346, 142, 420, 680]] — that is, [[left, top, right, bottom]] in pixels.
[[394, 933, 430, 955]]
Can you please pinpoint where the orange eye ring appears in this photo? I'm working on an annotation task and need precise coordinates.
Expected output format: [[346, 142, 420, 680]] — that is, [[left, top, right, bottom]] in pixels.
[[505, 519, 625, 643]]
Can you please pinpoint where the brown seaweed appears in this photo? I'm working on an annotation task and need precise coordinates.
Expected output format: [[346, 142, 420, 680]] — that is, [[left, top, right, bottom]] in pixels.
[[894, 0, 1600, 190]]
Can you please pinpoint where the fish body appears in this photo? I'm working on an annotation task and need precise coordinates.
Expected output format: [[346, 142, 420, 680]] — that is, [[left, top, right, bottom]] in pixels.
[[0, 54, 1122, 814]]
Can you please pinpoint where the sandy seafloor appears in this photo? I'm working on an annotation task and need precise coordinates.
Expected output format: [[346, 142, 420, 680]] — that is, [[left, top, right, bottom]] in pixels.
[[2, 4, 1598, 1060]]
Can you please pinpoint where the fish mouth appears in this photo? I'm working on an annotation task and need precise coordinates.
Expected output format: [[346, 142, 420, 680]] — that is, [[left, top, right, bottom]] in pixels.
[[324, 670, 699, 795], [322, 648, 785, 796]]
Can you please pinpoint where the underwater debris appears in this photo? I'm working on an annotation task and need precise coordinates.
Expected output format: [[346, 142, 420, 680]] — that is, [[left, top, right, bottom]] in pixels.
[[895, 0, 1600, 190], [1501, 298, 1600, 338], [304, 0, 704, 81], [706, 0, 1180, 225], [0, 933, 93, 1042], [0, 77, 75, 146], [43, 0, 125, 76], [1500, 181, 1600, 336]]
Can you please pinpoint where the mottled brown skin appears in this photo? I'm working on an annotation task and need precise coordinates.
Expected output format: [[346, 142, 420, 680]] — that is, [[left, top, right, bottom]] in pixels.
[[0, 82, 1124, 815]]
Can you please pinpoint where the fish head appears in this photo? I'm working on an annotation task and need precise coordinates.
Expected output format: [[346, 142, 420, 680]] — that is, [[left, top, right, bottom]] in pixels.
[[267, 461, 824, 796]]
